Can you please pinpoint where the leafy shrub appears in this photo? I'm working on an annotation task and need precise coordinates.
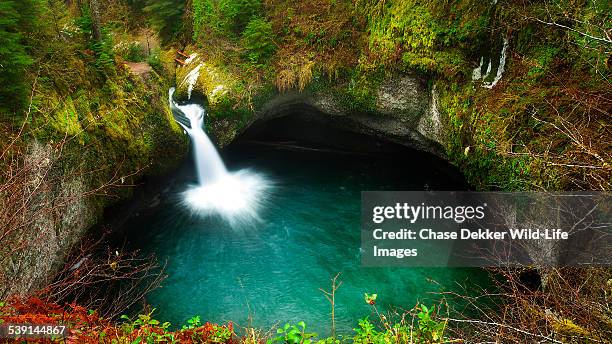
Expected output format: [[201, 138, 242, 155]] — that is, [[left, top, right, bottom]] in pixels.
[[268, 321, 317, 344], [0, 298, 236, 343], [352, 317, 382, 343], [193, 0, 262, 39], [120, 310, 175, 342], [126, 42, 146, 62], [415, 305, 446, 342], [90, 28, 116, 73], [75, 7, 115, 74], [242, 16, 275, 64], [146, 48, 163, 71], [115, 41, 146, 62]]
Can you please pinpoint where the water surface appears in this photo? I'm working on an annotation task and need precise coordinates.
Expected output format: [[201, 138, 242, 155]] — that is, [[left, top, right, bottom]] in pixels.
[[123, 143, 491, 335]]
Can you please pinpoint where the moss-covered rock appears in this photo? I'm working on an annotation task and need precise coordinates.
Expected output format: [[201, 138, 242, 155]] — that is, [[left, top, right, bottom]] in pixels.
[[173, 51, 446, 156], [1, 62, 188, 298]]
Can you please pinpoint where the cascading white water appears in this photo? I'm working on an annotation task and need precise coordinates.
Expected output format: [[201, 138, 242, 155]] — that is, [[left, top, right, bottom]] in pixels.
[[483, 37, 509, 89], [472, 36, 509, 89], [168, 88, 271, 225], [169, 89, 226, 184]]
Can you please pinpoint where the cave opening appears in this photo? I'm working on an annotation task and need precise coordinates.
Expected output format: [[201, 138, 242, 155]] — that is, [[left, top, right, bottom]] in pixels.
[[230, 105, 469, 191]]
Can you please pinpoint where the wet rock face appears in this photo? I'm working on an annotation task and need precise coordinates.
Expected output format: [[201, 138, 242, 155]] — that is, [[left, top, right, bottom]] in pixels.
[[1, 142, 95, 298], [249, 74, 445, 157], [417, 85, 445, 146], [2, 71, 187, 298], [375, 75, 429, 127]]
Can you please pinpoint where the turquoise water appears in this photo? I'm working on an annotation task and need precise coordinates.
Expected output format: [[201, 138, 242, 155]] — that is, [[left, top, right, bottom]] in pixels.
[[123, 143, 491, 335]]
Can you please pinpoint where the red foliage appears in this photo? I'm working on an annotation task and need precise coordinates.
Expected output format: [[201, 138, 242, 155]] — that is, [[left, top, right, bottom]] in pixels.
[[0, 297, 235, 343]]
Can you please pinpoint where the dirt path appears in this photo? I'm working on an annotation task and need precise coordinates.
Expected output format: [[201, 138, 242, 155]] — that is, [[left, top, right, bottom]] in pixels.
[[124, 61, 152, 76]]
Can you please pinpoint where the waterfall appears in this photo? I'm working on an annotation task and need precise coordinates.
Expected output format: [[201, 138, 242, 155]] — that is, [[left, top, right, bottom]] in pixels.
[[169, 88, 226, 184], [168, 88, 271, 225], [483, 37, 509, 89], [472, 36, 509, 89], [183, 64, 202, 100], [472, 57, 484, 80]]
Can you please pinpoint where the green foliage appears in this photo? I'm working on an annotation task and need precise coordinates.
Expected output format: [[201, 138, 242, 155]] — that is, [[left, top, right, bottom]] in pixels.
[[356, 0, 488, 76], [140, 0, 185, 43], [119, 311, 234, 343], [268, 322, 317, 344], [316, 338, 340, 344], [182, 315, 201, 330], [193, 0, 262, 39], [147, 48, 164, 72], [75, 4, 115, 74], [120, 310, 165, 331], [508, 0, 610, 79], [242, 16, 275, 64], [51, 96, 83, 137], [75, 5, 93, 36], [181, 0, 609, 191], [91, 29, 116, 73], [120, 310, 175, 342], [352, 305, 447, 344], [0, 0, 37, 115], [192, 0, 213, 39], [438, 80, 564, 191], [439, 83, 521, 190], [369, 4, 439, 52], [126, 42, 146, 62], [526, 45, 562, 81], [352, 317, 381, 343], [415, 305, 446, 343], [353, 317, 416, 343], [364, 293, 377, 305], [114, 41, 144, 62], [209, 324, 233, 343], [337, 70, 383, 114]]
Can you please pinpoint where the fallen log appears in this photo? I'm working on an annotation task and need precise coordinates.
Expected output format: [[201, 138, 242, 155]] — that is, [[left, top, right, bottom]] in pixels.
[[176, 50, 190, 58]]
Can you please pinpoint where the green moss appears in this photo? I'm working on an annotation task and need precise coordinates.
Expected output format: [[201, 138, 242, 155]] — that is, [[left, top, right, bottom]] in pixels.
[[552, 318, 591, 338], [342, 76, 380, 114], [17, 57, 188, 212], [51, 97, 84, 139], [357, 0, 488, 78], [438, 82, 538, 190]]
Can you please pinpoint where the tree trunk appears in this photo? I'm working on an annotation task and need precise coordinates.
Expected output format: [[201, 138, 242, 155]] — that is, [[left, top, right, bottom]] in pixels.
[[89, 0, 102, 41]]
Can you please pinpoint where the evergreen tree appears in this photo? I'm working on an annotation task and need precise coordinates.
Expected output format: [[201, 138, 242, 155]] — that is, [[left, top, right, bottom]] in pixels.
[[0, 0, 36, 116], [138, 0, 185, 43]]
